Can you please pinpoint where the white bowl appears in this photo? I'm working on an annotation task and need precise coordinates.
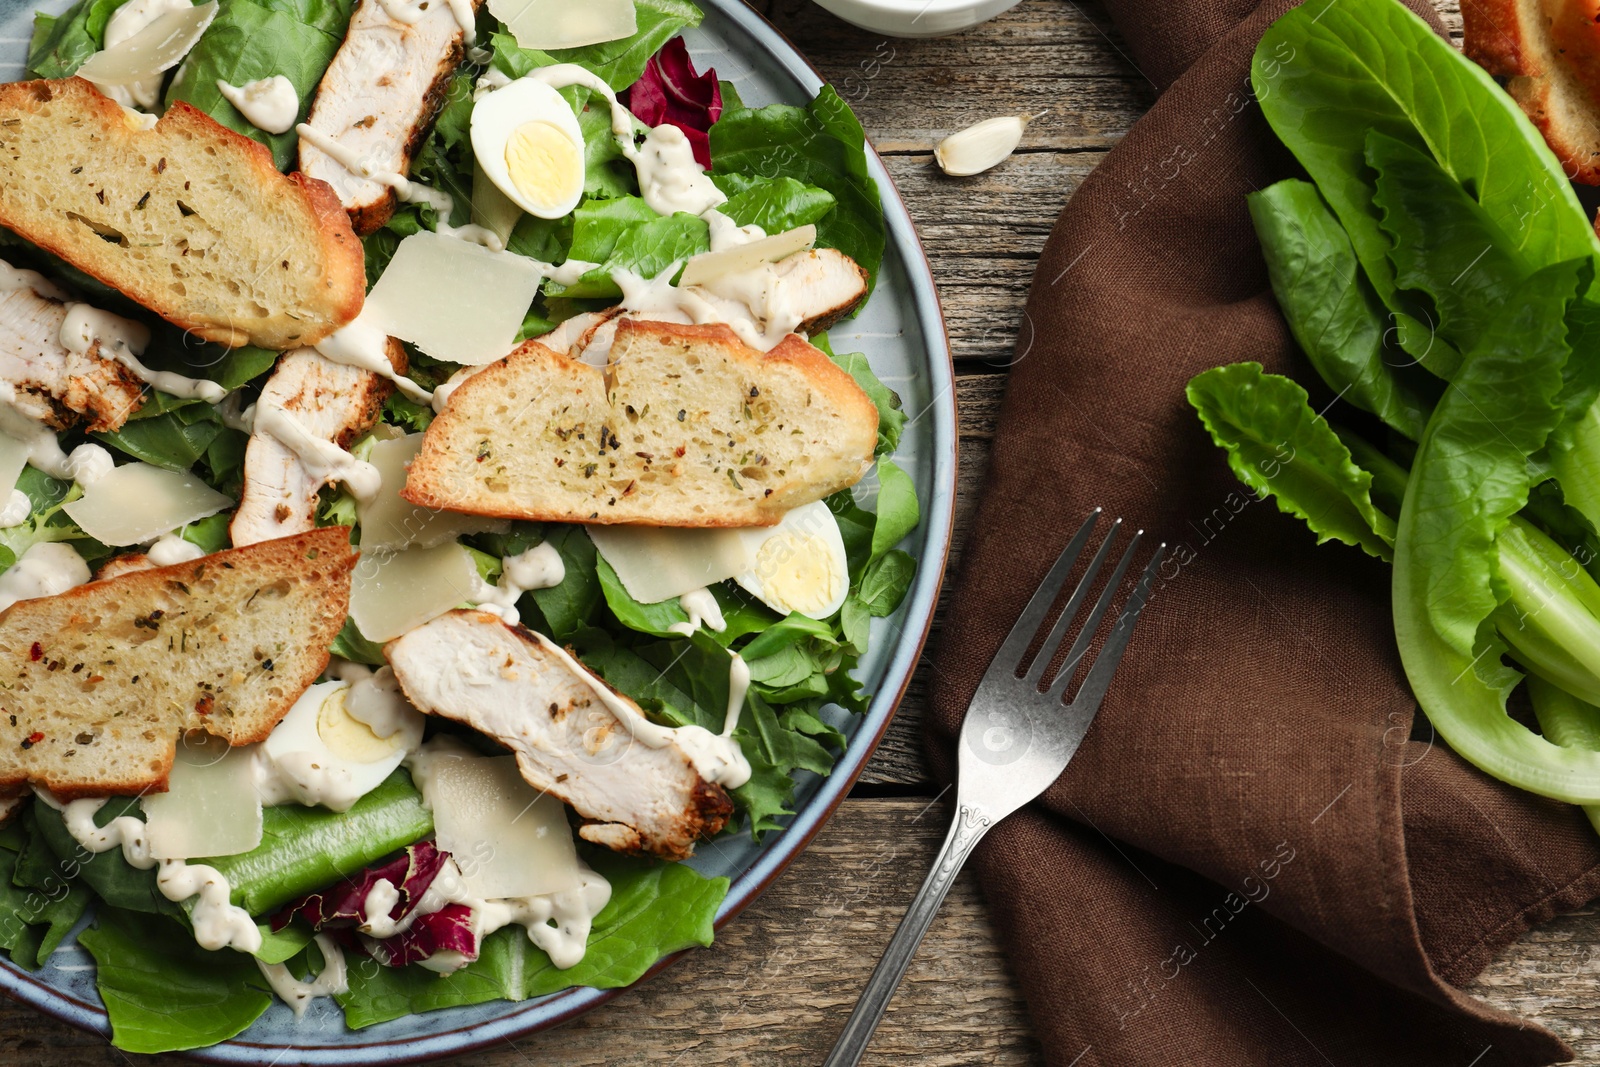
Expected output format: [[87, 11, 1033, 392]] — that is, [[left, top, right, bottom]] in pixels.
[[810, 0, 1023, 37]]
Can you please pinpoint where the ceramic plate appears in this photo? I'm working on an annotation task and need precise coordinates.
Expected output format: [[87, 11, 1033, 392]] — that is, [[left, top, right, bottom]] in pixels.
[[0, 1, 958, 1060]]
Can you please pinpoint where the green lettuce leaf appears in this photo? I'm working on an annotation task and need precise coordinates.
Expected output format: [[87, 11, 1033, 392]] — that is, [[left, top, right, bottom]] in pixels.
[[1251, 0, 1600, 371], [1247, 178, 1432, 440], [710, 86, 884, 293], [337, 849, 727, 1028], [0, 811, 92, 971], [165, 0, 355, 169], [1391, 259, 1600, 802], [27, 0, 127, 78], [546, 196, 709, 299], [529, 524, 604, 639], [869, 458, 919, 560], [813, 332, 905, 455], [79, 908, 273, 1054], [711, 173, 838, 233], [1187, 362, 1395, 560]]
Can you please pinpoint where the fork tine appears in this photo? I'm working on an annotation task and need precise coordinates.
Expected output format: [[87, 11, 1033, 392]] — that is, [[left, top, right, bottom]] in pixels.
[[1060, 543, 1166, 708], [988, 509, 1102, 675], [1041, 528, 1144, 695], [1021, 519, 1123, 685]]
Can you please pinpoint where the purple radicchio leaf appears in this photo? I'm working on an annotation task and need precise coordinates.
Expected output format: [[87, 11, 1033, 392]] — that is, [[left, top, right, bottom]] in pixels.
[[365, 903, 479, 968], [620, 36, 721, 169], [271, 839, 448, 932]]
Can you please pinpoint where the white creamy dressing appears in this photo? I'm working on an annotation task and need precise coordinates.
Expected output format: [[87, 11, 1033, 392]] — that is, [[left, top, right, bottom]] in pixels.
[[312, 314, 433, 402], [296, 124, 504, 249], [256, 934, 348, 1017], [254, 404, 382, 504], [376, 0, 476, 40], [216, 392, 256, 433], [472, 542, 565, 626], [341, 664, 417, 739], [147, 532, 204, 566], [669, 586, 725, 637], [527, 630, 752, 788], [61, 303, 227, 403], [0, 490, 29, 528], [0, 543, 90, 612], [46, 794, 260, 953], [98, 0, 193, 109], [0, 382, 109, 482], [0, 260, 67, 301], [215, 76, 299, 135]]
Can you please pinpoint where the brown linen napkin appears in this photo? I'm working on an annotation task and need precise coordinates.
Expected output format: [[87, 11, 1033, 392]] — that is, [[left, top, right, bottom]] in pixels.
[[923, 1, 1600, 1063]]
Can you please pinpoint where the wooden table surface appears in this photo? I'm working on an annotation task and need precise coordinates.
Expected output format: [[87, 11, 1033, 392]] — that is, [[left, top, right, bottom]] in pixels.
[[10, 1, 1600, 1063]]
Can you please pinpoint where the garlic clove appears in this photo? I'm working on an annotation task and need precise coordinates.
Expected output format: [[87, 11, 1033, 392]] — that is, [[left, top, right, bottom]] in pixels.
[[933, 112, 1044, 177]]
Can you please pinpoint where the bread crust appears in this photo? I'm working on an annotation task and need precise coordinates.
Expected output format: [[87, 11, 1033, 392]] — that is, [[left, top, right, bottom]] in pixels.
[[402, 319, 879, 526], [1463, 0, 1600, 182], [0, 79, 365, 347], [0, 528, 356, 800]]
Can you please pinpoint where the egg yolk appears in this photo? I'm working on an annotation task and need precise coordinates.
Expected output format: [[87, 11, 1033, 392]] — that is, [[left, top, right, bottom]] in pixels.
[[505, 120, 581, 210], [751, 531, 845, 617], [317, 688, 400, 763]]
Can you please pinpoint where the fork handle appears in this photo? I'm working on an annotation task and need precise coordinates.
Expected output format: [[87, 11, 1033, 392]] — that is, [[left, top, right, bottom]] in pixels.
[[822, 801, 994, 1067]]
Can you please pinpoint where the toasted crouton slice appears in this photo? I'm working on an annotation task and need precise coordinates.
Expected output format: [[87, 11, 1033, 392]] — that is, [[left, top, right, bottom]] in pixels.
[[0, 78, 365, 348], [0, 528, 355, 799], [402, 319, 879, 527], [1463, 0, 1600, 183]]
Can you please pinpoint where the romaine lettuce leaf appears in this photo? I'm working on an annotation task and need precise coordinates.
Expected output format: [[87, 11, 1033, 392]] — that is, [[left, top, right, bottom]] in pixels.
[[546, 196, 710, 299], [1251, 0, 1600, 371], [1246, 178, 1432, 440], [1392, 259, 1600, 802], [710, 86, 885, 293], [27, 0, 127, 79], [712, 173, 838, 234], [1186, 362, 1395, 560]]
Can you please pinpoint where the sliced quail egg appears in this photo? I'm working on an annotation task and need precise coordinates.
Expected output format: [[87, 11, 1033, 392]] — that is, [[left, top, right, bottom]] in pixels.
[[736, 500, 851, 620], [470, 78, 585, 220], [258, 680, 425, 812]]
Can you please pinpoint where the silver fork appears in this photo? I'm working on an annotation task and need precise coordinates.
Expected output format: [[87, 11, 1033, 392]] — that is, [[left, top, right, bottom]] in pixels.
[[822, 510, 1164, 1067]]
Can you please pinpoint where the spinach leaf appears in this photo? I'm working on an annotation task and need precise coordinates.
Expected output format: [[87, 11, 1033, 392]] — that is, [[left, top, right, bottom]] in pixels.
[[165, 0, 354, 170], [337, 848, 726, 1028], [869, 458, 918, 561], [27, 0, 127, 79], [1252, 0, 1600, 367], [528, 524, 602, 639], [31, 798, 184, 918], [814, 332, 905, 455], [0, 474, 111, 572], [1187, 362, 1395, 560], [0, 809, 92, 971], [710, 86, 883, 293], [79, 908, 273, 1054], [1247, 178, 1432, 440], [95, 403, 224, 471], [180, 512, 232, 553], [1391, 259, 1600, 801], [712, 173, 838, 233], [857, 550, 914, 617]]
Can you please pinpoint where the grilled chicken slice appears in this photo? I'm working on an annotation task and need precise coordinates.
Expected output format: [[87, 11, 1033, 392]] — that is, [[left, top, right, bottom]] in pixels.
[[388, 610, 735, 861], [298, 0, 484, 234], [0, 280, 145, 432], [772, 247, 870, 334], [230, 345, 401, 546]]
